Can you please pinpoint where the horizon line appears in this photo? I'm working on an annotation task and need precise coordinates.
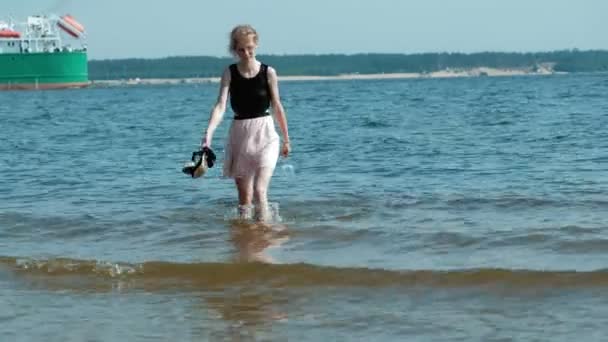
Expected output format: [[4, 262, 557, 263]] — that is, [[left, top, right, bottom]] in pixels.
[[88, 48, 608, 62]]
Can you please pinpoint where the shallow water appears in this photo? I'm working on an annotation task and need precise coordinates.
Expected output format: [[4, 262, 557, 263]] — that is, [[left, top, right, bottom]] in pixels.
[[1, 73, 608, 341]]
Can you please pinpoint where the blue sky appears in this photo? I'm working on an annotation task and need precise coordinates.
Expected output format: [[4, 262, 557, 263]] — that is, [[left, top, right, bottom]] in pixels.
[[2, 0, 606, 60]]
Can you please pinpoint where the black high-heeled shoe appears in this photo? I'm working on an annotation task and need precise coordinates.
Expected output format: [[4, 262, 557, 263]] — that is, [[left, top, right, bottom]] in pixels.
[[182, 147, 216, 178]]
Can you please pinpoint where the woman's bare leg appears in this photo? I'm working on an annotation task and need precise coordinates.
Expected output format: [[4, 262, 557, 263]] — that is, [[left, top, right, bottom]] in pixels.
[[235, 175, 254, 219], [253, 167, 275, 222]]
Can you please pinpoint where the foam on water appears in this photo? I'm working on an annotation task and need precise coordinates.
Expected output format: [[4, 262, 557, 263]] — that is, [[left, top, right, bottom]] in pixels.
[[223, 202, 282, 223], [4, 255, 608, 289]]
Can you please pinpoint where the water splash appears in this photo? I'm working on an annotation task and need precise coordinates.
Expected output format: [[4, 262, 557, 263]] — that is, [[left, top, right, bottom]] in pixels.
[[224, 202, 282, 223], [280, 164, 295, 177], [13, 257, 140, 277]]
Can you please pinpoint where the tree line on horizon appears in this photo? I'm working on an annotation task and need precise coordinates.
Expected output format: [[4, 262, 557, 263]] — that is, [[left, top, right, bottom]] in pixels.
[[87, 50, 608, 80]]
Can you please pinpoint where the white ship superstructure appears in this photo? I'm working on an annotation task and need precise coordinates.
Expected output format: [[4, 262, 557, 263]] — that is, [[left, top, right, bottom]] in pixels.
[[0, 14, 86, 54]]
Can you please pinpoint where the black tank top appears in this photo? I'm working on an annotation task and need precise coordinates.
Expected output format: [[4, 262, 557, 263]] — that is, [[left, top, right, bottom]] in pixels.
[[229, 63, 271, 119]]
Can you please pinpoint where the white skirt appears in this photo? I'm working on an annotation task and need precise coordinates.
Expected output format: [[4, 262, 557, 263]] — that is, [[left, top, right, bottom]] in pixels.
[[223, 115, 280, 178]]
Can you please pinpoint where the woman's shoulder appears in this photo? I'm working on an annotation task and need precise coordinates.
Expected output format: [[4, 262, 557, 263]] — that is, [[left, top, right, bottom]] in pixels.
[[259, 61, 274, 69], [220, 65, 233, 82], [224, 64, 238, 75], [256, 61, 275, 73], [265, 65, 278, 79], [226, 63, 237, 73]]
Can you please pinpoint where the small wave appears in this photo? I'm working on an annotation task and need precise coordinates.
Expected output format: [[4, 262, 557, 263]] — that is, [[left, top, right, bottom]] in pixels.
[[381, 193, 578, 210], [0, 212, 112, 240], [412, 225, 606, 251], [482, 120, 514, 126], [86, 106, 105, 112], [361, 117, 391, 128], [438, 195, 608, 211], [556, 239, 608, 254], [407, 97, 425, 102], [445, 195, 555, 209], [2, 256, 608, 289], [421, 231, 483, 248]]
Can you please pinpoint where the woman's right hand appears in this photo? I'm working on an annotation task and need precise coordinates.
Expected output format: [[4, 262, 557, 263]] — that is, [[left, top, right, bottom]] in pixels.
[[200, 131, 212, 149], [281, 141, 291, 158], [200, 137, 210, 150]]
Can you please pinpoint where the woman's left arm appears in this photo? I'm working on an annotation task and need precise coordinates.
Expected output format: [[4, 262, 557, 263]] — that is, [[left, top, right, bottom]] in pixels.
[[267, 66, 291, 157]]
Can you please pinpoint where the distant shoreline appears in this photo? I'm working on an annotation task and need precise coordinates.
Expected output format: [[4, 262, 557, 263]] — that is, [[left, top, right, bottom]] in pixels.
[[90, 66, 564, 87], [88, 50, 608, 81]]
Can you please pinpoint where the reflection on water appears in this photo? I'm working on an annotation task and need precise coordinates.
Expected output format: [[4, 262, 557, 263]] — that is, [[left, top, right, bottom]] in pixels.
[[211, 220, 290, 338], [229, 220, 290, 263], [203, 288, 289, 340]]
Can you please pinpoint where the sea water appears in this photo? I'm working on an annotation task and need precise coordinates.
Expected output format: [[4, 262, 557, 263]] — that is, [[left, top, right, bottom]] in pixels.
[[1, 73, 608, 341]]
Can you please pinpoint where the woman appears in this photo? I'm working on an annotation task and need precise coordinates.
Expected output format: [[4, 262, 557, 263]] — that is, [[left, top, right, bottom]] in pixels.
[[201, 24, 290, 221]]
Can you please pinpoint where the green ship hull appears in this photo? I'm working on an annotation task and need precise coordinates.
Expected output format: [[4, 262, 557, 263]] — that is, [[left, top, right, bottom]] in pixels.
[[0, 51, 89, 90]]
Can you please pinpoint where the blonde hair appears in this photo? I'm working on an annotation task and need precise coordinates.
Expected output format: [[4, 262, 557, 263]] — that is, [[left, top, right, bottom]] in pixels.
[[229, 25, 258, 56]]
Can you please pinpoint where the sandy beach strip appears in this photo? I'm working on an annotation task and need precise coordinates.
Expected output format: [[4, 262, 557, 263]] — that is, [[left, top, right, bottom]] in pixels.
[[91, 66, 560, 87]]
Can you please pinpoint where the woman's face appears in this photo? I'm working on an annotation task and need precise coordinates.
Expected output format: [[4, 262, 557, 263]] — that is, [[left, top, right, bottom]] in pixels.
[[235, 35, 257, 61]]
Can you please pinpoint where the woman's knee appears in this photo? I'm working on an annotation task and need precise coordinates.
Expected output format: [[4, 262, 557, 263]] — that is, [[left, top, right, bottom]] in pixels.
[[253, 168, 273, 200], [253, 186, 267, 203], [235, 177, 254, 204]]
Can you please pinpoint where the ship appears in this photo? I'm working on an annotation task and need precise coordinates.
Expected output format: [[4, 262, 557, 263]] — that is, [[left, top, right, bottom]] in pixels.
[[0, 14, 88, 90]]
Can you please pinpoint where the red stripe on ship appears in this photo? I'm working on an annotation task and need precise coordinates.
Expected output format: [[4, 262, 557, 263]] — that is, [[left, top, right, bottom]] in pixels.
[[57, 20, 80, 38], [62, 15, 85, 33], [0, 30, 20, 38]]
